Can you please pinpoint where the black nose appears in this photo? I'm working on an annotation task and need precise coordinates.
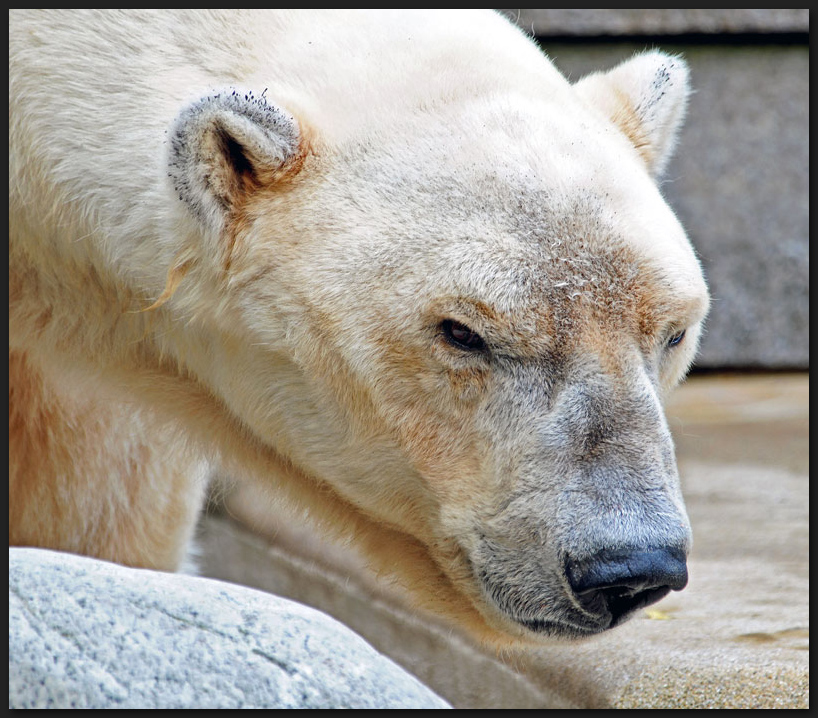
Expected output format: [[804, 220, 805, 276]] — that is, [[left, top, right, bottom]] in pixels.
[[565, 547, 688, 628]]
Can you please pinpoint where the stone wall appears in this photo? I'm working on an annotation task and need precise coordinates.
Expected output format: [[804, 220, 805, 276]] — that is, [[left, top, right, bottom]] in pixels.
[[501, 9, 809, 370]]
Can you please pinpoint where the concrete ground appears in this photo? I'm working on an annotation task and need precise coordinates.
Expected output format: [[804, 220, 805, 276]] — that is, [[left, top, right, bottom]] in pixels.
[[198, 373, 809, 708]]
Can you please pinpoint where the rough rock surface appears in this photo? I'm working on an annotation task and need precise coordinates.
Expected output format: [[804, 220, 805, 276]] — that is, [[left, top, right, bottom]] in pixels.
[[8, 547, 450, 709]]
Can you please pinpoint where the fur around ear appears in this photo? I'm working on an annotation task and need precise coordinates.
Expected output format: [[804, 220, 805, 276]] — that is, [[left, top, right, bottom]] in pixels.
[[573, 51, 690, 178], [168, 89, 304, 233]]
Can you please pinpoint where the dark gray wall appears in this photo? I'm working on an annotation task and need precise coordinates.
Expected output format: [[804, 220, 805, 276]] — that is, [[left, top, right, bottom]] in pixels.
[[500, 9, 809, 370]]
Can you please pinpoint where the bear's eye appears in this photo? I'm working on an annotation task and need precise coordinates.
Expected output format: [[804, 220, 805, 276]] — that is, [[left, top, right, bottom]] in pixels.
[[440, 319, 486, 352], [666, 329, 687, 349]]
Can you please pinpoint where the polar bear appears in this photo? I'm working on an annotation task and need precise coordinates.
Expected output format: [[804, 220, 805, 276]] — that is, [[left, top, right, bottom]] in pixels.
[[9, 9, 709, 645]]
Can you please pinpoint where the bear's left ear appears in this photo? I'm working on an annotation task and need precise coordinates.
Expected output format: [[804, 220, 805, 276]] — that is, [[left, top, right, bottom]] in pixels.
[[573, 51, 690, 178], [168, 89, 305, 234]]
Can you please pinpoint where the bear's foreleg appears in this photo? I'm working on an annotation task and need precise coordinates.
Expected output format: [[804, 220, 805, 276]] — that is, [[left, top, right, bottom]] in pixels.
[[9, 350, 209, 571]]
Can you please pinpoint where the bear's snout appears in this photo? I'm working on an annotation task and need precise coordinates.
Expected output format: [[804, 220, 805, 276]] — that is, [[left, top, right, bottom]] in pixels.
[[565, 546, 688, 628]]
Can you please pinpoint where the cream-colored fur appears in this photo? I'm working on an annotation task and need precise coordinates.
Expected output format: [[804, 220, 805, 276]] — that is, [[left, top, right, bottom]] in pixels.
[[9, 10, 708, 645]]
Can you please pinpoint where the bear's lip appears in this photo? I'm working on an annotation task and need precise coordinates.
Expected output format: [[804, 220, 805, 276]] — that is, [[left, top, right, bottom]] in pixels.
[[511, 605, 616, 638], [513, 589, 672, 637], [477, 570, 614, 638], [516, 616, 604, 638], [489, 582, 674, 638], [476, 561, 667, 638]]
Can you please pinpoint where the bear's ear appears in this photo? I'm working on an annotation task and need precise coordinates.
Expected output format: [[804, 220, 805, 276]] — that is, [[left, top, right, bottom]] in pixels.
[[573, 51, 690, 178], [168, 89, 304, 233]]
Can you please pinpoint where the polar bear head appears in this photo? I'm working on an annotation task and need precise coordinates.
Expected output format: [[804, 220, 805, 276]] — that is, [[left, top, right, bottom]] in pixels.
[[166, 27, 708, 644]]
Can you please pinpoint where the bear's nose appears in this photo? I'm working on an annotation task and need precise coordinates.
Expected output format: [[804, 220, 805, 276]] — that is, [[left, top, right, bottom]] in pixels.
[[565, 547, 688, 628]]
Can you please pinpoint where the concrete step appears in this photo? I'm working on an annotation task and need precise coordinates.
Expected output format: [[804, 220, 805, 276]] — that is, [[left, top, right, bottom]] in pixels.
[[197, 372, 809, 708]]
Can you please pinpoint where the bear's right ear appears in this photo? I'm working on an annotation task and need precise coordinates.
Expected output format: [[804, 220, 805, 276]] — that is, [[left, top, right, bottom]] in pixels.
[[168, 89, 304, 234], [573, 51, 690, 179]]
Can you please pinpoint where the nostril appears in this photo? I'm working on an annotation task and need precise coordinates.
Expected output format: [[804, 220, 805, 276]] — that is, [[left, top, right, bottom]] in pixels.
[[565, 547, 688, 626]]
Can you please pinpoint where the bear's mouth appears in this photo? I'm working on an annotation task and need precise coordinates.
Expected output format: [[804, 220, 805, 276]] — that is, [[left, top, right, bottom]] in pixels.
[[477, 571, 610, 639], [477, 562, 679, 639], [484, 591, 634, 639], [516, 616, 603, 638], [477, 563, 682, 639], [510, 585, 672, 637]]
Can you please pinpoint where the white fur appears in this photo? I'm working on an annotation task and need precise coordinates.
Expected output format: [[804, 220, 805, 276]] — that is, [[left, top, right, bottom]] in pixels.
[[10, 10, 708, 644]]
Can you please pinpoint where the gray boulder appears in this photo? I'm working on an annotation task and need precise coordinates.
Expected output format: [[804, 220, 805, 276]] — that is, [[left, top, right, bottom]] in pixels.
[[8, 547, 450, 709]]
